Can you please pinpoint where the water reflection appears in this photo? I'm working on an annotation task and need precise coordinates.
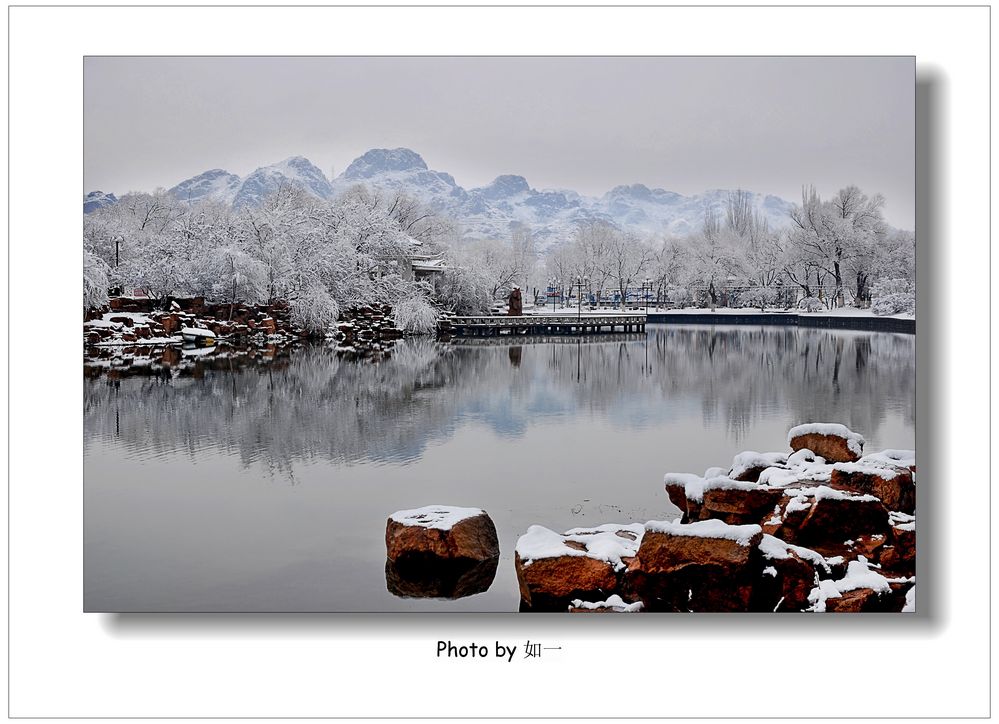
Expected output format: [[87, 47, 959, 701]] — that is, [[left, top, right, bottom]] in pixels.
[[83, 324, 914, 611], [84, 326, 915, 475], [385, 555, 499, 600]]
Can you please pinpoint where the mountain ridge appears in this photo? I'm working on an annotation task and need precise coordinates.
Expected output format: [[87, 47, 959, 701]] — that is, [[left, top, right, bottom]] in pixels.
[[85, 147, 797, 247]]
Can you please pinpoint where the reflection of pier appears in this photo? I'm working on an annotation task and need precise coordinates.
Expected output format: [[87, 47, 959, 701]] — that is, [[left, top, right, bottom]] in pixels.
[[450, 332, 645, 347], [448, 314, 647, 337]]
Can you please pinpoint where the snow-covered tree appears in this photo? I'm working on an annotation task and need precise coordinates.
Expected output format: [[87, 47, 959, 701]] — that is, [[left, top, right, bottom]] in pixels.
[[83, 248, 110, 310]]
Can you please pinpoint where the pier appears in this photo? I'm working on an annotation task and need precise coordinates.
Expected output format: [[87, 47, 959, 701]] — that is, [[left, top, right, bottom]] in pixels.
[[447, 314, 647, 337]]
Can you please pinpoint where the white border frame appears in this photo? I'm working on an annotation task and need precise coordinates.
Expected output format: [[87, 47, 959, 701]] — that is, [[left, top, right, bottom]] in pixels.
[[8, 4, 991, 718]]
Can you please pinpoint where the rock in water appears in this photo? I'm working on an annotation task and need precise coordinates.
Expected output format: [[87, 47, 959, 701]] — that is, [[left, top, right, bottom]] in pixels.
[[514, 523, 644, 611], [627, 519, 763, 612], [787, 423, 864, 463], [385, 505, 499, 563]]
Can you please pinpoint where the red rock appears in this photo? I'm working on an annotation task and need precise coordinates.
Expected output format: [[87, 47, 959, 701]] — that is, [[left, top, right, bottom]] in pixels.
[[516, 554, 619, 610], [261, 317, 277, 333], [627, 520, 763, 612], [160, 314, 181, 335], [788, 425, 863, 463], [385, 506, 499, 564], [830, 465, 915, 513], [86, 331, 101, 345], [109, 316, 134, 327], [698, 486, 784, 526], [514, 523, 643, 610], [777, 488, 889, 547]]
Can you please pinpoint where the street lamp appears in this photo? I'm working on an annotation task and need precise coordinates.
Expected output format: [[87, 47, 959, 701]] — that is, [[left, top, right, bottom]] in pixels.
[[549, 277, 559, 313], [642, 279, 653, 312], [574, 276, 588, 323]]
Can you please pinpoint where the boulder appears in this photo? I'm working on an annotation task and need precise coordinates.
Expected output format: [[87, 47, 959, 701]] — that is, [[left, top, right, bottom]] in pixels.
[[109, 315, 135, 328], [753, 534, 826, 612], [729, 451, 788, 482], [385, 505, 499, 564], [699, 485, 784, 526], [787, 423, 865, 463], [777, 486, 890, 547], [514, 523, 643, 610], [829, 463, 915, 513], [880, 513, 915, 575], [627, 519, 763, 612]]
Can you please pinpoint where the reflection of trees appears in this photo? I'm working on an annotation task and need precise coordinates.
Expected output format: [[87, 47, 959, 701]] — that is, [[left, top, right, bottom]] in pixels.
[[84, 326, 914, 477]]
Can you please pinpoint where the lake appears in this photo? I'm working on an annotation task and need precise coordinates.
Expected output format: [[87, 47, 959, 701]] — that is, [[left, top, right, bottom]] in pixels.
[[83, 324, 915, 612]]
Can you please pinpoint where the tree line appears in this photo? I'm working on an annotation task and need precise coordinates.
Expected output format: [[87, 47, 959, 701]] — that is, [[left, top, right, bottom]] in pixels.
[[83, 182, 915, 331]]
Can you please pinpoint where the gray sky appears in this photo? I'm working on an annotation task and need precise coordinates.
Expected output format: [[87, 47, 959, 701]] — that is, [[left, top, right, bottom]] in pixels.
[[84, 56, 915, 227]]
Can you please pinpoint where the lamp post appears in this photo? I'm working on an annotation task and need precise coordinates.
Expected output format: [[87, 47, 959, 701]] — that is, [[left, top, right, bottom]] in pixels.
[[549, 277, 559, 313], [574, 275, 587, 323], [642, 279, 653, 312]]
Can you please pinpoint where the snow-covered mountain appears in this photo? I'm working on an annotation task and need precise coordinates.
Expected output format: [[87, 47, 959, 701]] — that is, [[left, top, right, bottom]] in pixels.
[[168, 169, 241, 204], [87, 147, 796, 247], [83, 190, 118, 214]]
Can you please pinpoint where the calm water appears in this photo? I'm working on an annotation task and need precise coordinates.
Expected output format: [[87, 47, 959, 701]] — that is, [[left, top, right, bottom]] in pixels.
[[83, 324, 915, 611]]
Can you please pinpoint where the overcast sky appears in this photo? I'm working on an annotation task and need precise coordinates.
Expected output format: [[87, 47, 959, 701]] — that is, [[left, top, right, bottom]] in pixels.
[[84, 56, 915, 227]]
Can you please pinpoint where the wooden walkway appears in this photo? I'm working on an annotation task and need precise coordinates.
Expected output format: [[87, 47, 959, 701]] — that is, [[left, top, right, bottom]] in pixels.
[[447, 314, 647, 337]]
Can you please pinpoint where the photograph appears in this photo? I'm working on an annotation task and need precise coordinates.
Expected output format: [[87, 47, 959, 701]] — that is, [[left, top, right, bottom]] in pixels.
[[82, 56, 915, 613]]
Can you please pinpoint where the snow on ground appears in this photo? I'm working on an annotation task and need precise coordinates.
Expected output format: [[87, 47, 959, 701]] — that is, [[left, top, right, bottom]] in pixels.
[[653, 306, 914, 320], [389, 505, 485, 531], [516, 522, 645, 570]]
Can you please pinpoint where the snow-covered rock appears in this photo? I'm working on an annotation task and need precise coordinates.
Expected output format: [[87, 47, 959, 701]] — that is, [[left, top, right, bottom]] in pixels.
[[385, 505, 499, 563], [514, 523, 643, 610], [788, 423, 865, 462]]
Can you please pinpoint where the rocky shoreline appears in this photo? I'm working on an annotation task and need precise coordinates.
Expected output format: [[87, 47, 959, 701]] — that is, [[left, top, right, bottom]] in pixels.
[[386, 423, 916, 613], [83, 297, 423, 377]]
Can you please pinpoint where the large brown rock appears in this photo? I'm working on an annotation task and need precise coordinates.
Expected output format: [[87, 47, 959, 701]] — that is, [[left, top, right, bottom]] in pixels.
[[699, 486, 784, 525], [787, 423, 865, 463], [777, 487, 890, 547], [830, 464, 915, 513], [627, 519, 763, 612], [385, 505, 499, 564], [516, 553, 619, 610], [514, 523, 643, 611]]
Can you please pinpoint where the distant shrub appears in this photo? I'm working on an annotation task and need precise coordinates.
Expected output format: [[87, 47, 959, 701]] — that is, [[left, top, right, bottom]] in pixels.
[[740, 286, 778, 312], [871, 278, 915, 316], [798, 296, 824, 313]]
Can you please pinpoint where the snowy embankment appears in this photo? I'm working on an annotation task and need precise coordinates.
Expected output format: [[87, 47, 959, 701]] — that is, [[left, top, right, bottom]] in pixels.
[[519, 305, 914, 321], [512, 422, 915, 613], [657, 306, 914, 320]]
